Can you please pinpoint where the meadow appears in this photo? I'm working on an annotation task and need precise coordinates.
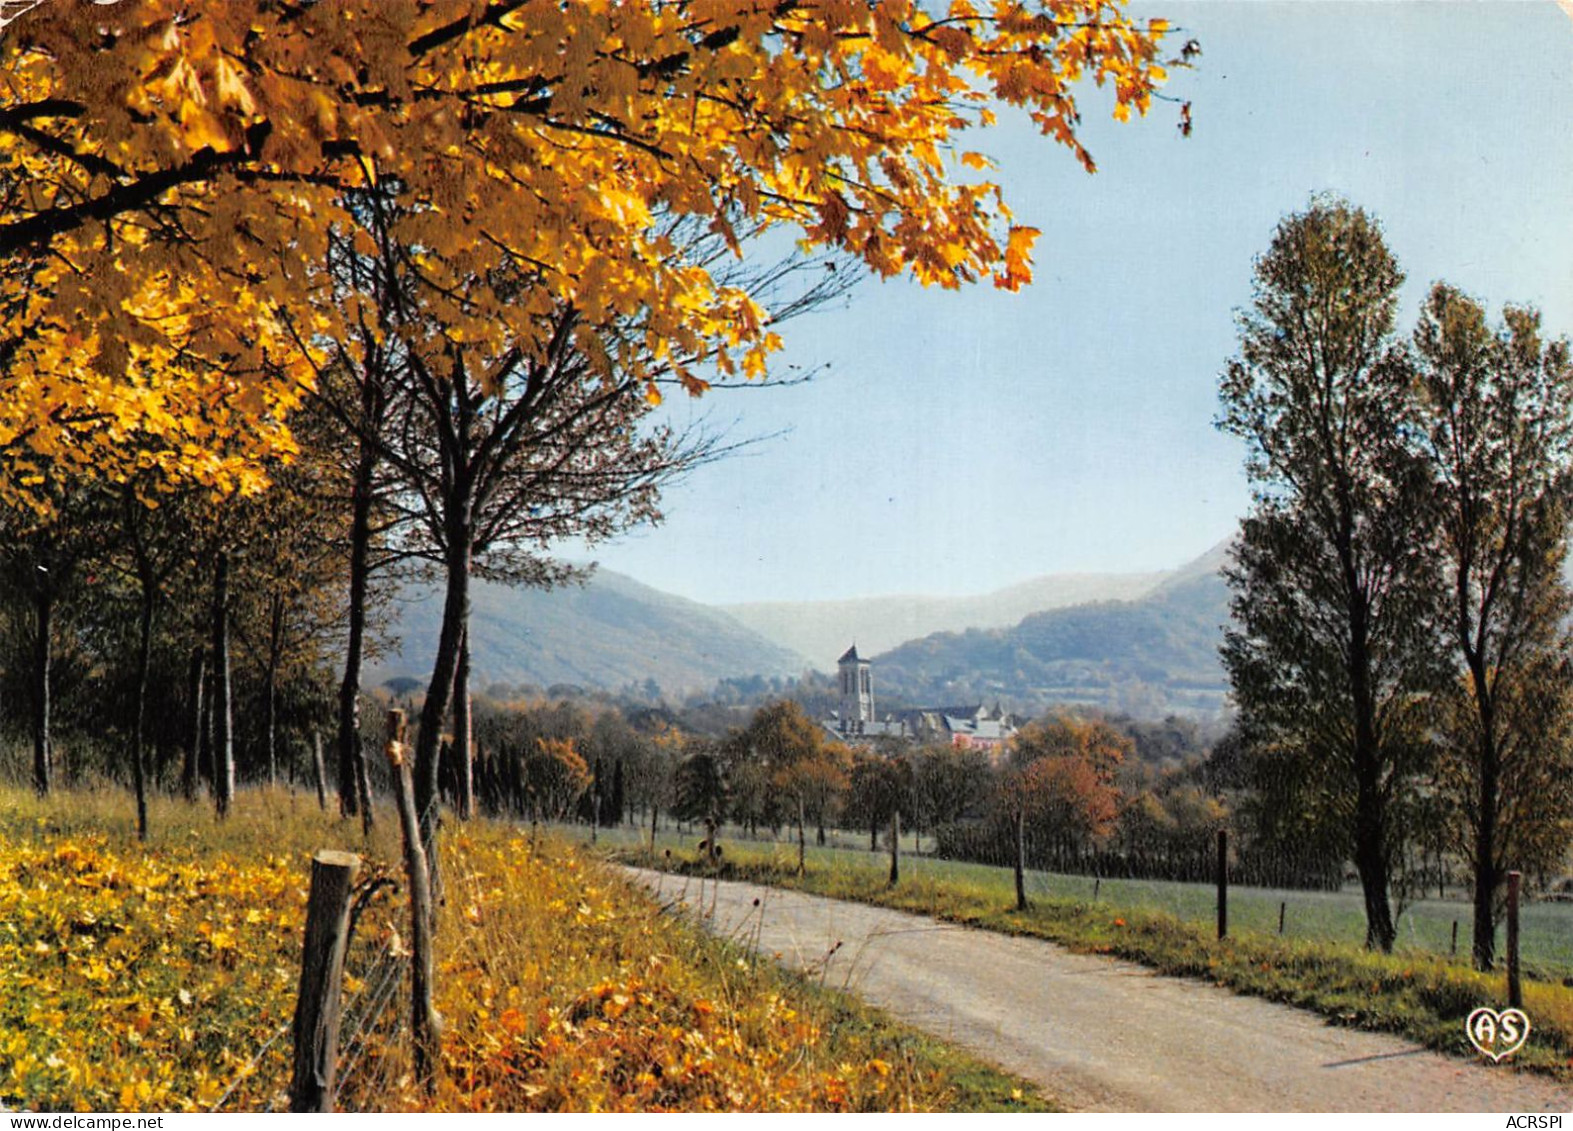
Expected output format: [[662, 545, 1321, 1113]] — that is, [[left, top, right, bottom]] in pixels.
[[596, 821, 1573, 977], [0, 787, 1048, 1113], [599, 820, 1573, 1079]]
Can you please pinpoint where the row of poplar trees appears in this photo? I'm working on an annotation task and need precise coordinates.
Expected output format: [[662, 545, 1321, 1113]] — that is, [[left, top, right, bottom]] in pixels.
[[1219, 196, 1573, 969]]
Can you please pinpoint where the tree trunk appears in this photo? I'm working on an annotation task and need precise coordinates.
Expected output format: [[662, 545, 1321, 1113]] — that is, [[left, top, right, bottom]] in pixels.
[[414, 531, 471, 906], [1460, 649, 1500, 971], [1014, 804, 1029, 911], [452, 625, 473, 820], [199, 662, 215, 791], [31, 579, 50, 797], [182, 647, 205, 802], [336, 419, 378, 822], [1472, 735, 1499, 970], [1346, 578, 1395, 952], [264, 591, 284, 786], [212, 551, 235, 818], [385, 710, 440, 1093], [888, 808, 900, 887], [311, 729, 329, 811], [130, 583, 154, 840], [1354, 770, 1395, 951], [797, 796, 806, 875]]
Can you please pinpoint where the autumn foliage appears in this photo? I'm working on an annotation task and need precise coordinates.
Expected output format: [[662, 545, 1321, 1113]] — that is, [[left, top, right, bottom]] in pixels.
[[0, 0, 1180, 506], [0, 789, 1032, 1111]]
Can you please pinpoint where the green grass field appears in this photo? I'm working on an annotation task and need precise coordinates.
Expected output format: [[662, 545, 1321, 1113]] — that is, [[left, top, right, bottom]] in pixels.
[[589, 819, 1573, 980]]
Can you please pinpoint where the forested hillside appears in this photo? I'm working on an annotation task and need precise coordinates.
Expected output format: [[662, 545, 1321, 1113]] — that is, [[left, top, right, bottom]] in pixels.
[[370, 570, 810, 696], [871, 545, 1230, 718], [723, 570, 1169, 667]]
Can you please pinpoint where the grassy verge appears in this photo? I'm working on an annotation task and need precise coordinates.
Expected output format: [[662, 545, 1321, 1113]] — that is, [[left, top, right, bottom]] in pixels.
[[606, 832, 1573, 1083], [0, 786, 1048, 1112]]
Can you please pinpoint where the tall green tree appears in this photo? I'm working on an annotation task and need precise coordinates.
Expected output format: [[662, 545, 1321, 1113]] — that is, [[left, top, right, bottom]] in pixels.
[[1217, 198, 1442, 952], [1412, 284, 1573, 969]]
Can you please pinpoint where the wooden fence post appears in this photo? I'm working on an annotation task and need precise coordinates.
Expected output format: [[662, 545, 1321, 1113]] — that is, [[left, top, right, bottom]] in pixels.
[[1216, 830, 1228, 941], [386, 708, 441, 1094], [289, 850, 361, 1113], [1278, 900, 1286, 936], [1506, 870, 1522, 1009]]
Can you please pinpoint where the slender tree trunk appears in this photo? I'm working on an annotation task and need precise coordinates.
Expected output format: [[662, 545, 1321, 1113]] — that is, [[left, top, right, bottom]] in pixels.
[[212, 551, 235, 818], [182, 647, 204, 802], [311, 729, 329, 811], [336, 425, 378, 821], [183, 644, 206, 805], [31, 579, 50, 797], [198, 663, 215, 791], [264, 591, 284, 787], [1346, 574, 1395, 952], [452, 624, 473, 820], [130, 584, 154, 840], [888, 808, 900, 886], [797, 796, 806, 875], [414, 530, 471, 906], [1473, 731, 1500, 970], [355, 724, 374, 837], [1014, 804, 1029, 911], [1353, 765, 1395, 951]]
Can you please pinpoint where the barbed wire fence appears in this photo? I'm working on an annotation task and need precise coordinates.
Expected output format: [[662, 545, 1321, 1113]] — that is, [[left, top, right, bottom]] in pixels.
[[198, 774, 453, 1115]]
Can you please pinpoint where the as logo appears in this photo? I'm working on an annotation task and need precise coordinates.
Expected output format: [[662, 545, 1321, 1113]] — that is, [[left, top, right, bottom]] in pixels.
[[1466, 1007, 1530, 1062]]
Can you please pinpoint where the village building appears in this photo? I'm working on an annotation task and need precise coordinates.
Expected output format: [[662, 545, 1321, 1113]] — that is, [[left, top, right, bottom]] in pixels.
[[829, 645, 907, 740], [825, 644, 1020, 757]]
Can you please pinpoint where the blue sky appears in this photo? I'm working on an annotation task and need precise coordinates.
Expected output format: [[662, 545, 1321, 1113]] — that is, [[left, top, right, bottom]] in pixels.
[[581, 1, 1573, 606]]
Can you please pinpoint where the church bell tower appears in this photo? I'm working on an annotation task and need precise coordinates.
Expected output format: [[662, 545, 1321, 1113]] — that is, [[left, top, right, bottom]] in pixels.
[[837, 645, 874, 735]]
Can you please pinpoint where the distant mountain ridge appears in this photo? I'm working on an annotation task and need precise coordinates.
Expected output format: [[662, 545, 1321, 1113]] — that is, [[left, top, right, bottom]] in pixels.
[[722, 569, 1170, 670], [368, 570, 811, 696], [368, 542, 1235, 717], [867, 543, 1233, 719]]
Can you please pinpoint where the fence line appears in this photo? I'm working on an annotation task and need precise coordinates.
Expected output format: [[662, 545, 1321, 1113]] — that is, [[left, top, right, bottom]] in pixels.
[[208, 1018, 293, 1113]]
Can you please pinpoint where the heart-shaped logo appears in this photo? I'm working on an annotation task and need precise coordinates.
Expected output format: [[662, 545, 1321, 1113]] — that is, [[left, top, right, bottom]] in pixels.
[[1466, 1007, 1531, 1062]]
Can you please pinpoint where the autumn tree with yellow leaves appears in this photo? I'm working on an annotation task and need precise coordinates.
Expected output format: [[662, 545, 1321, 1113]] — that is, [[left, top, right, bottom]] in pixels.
[[0, 1, 1184, 490], [1, 2, 1185, 871]]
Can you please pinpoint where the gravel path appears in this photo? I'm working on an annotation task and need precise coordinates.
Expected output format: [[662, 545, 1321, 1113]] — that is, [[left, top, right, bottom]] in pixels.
[[626, 868, 1573, 1113]]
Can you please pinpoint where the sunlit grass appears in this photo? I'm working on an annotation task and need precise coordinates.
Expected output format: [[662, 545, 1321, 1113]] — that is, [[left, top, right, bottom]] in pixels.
[[0, 786, 1048, 1112]]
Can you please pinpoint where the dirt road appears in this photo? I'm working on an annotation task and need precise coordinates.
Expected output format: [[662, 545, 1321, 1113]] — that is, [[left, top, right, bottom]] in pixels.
[[626, 868, 1573, 1113]]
